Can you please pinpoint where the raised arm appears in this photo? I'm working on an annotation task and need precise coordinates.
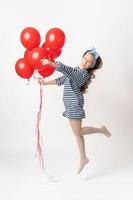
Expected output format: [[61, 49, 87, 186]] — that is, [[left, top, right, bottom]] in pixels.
[[40, 59, 90, 87], [40, 59, 75, 78]]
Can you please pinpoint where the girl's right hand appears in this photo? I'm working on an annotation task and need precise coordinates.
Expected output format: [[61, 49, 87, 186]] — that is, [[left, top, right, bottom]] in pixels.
[[40, 58, 50, 66], [37, 79, 47, 85]]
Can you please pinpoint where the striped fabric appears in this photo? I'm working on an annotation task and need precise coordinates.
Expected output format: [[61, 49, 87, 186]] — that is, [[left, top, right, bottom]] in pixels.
[[55, 61, 90, 119]]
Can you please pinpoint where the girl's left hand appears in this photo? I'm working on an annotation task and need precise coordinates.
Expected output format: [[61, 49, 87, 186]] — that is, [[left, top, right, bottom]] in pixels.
[[37, 79, 45, 85]]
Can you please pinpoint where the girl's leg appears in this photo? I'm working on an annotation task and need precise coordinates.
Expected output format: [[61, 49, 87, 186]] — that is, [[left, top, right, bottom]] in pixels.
[[69, 119, 89, 173], [81, 125, 111, 137]]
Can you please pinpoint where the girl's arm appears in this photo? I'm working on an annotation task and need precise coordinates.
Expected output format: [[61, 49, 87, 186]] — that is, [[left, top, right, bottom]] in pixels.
[[38, 79, 56, 85], [40, 59, 73, 75], [38, 75, 66, 86], [40, 59, 90, 87]]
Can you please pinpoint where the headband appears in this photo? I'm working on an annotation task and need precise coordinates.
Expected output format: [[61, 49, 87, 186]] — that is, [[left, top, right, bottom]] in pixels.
[[89, 47, 99, 68]]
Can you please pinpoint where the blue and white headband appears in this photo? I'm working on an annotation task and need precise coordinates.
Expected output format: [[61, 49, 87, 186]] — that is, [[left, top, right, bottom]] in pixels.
[[89, 47, 99, 68]]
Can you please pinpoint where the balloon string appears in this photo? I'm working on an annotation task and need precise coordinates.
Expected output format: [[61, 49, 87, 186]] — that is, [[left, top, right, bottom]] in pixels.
[[34, 83, 61, 182], [35, 84, 44, 169]]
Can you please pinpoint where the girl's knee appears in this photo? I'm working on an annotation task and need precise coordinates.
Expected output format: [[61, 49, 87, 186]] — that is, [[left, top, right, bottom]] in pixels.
[[73, 130, 82, 137]]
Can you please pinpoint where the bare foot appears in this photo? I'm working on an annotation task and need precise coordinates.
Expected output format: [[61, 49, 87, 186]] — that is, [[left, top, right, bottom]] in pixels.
[[77, 157, 89, 174], [101, 126, 111, 137]]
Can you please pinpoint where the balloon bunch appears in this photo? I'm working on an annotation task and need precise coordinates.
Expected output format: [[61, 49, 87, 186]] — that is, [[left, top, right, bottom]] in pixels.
[[15, 27, 66, 80], [15, 27, 66, 170]]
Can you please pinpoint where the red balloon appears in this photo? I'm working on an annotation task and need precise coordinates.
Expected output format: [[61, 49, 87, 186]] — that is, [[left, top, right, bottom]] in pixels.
[[45, 28, 65, 51], [26, 47, 47, 69], [51, 48, 62, 59], [42, 42, 51, 53], [20, 27, 41, 50], [38, 66, 55, 78], [24, 50, 31, 62], [42, 42, 62, 59], [15, 58, 34, 79]]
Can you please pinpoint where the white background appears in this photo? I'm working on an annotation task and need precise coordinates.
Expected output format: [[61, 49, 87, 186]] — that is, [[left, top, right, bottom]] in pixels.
[[0, 0, 133, 199]]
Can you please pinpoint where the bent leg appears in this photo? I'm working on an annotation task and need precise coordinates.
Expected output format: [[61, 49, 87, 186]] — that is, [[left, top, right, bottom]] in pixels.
[[81, 126, 111, 137]]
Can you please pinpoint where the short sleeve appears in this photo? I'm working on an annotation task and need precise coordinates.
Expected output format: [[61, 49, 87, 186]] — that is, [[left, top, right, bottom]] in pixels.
[[55, 61, 90, 87], [55, 75, 67, 86]]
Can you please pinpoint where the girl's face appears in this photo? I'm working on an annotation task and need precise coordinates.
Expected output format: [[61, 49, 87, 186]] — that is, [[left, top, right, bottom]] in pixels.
[[80, 52, 94, 70]]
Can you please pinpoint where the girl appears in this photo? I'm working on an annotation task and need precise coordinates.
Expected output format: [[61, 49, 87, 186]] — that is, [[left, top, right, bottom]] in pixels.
[[38, 47, 111, 174]]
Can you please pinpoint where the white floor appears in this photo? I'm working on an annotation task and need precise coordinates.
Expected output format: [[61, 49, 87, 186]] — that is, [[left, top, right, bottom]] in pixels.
[[0, 150, 133, 200]]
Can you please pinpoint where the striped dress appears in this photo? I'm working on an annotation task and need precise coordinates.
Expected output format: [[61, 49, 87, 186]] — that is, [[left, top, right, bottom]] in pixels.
[[55, 61, 90, 119]]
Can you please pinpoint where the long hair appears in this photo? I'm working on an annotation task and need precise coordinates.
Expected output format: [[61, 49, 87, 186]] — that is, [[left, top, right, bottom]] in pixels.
[[80, 50, 103, 94]]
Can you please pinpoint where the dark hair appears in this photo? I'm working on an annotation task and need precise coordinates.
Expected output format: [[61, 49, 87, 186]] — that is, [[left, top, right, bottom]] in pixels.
[[80, 50, 103, 94]]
